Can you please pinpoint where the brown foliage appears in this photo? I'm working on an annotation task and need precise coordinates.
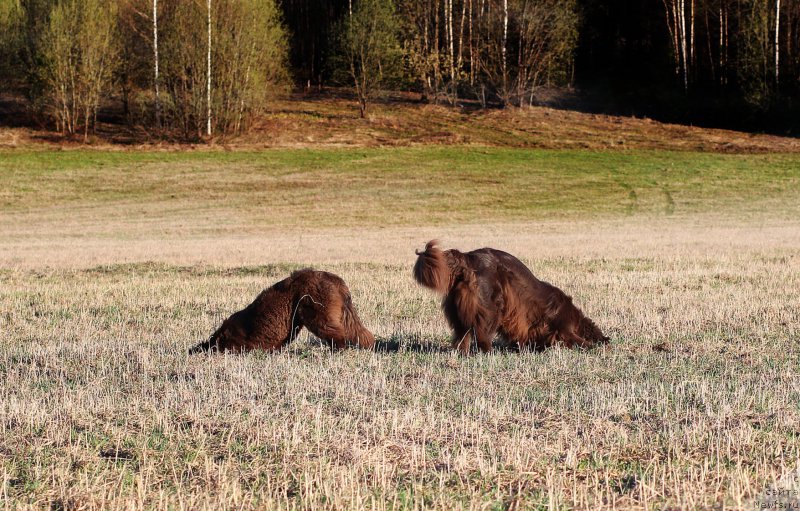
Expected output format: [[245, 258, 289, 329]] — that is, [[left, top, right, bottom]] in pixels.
[[414, 240, 608, 354], [190, 269, 375, 353]]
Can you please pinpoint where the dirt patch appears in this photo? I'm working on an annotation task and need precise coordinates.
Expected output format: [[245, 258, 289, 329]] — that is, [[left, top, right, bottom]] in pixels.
[[1, 90, 799, 153]]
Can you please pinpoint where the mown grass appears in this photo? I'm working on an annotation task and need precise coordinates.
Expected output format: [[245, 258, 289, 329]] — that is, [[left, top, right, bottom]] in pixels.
[[1, 147, 799, 509], [1, 148, 799, 227], [1, 251, 798, 509]]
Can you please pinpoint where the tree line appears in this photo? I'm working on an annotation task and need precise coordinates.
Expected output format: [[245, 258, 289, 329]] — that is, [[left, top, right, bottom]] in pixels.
[[1, 0, 289, 139], [1, 0, 798, 139], [287, 0, 800, 130], [575, 0, 799, 129]]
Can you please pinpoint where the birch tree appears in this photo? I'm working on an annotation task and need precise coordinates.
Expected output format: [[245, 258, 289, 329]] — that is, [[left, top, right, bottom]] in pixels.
[[0, 0, 22, 90], [663, 0, 689, 91], [737, 0, 774, 103], [156, 0, 287, 138], [468, 0, 575, 106], [401, 0, 440, 101], [40, 0, 119, 140], [213, 0, 289, 133], [331, 0, 402, 117]]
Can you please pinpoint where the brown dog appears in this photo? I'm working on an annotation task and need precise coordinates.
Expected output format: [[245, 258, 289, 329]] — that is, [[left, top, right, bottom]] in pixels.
[[190, 269, 375, 353], [413, 241, 608, 354]]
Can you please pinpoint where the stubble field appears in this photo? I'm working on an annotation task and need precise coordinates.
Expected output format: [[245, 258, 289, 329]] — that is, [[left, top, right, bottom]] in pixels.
[[1, 147, 799, 510]]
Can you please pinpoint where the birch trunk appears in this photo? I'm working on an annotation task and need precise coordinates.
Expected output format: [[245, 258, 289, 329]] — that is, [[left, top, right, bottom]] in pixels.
[[679, 0, 688, 91], [434, 0, 440, 101], [457, 0, 466, 71], [502, 0, 508, 99], [705, 5, 715, 82], [719, 3, 727, 86], [775, 0, 781, 84], [690, 0, 695, 67], [663, 0, 679, 75], [153, 0, 160, 127], [207, 0, 212, 136], [423, 0, 430, 99], [447, 0, 455, 100], [719, 4, 723, 82], [468, 0, 473, 85]]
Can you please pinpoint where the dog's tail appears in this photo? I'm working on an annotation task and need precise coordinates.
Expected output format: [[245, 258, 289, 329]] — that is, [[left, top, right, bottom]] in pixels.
[[341, 294, 376, 349], [413, 240, 450, 295]]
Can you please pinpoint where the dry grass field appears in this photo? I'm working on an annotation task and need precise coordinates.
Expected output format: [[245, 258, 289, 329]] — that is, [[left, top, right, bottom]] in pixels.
[[1, 147, 800, 510]]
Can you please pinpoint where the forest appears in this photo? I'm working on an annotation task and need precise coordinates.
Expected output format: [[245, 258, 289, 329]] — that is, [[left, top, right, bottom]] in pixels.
[[0, 0, 798, 139]]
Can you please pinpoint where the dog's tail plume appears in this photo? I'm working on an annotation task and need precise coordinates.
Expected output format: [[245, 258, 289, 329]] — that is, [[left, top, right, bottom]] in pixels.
[[341, 294, 376, 349], [413, 240, 450, 295]]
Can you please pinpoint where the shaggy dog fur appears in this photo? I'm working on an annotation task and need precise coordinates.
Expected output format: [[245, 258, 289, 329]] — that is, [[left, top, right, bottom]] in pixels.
[[413, 240, 609, 354], [190, 269, 375, 353]]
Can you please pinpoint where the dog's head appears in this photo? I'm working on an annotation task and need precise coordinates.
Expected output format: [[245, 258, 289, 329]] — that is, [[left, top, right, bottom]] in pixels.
[[188, 315, 248, 354], [579, 316, 610, 345], [188, 336, 217, 354]]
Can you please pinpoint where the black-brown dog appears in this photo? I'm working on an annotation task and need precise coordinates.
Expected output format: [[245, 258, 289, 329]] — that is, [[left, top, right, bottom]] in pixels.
[[190, 269, 375, 353], [413, 241, 608, 354]]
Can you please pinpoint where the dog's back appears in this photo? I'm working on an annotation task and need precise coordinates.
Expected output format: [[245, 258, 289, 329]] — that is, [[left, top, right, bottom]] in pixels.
[[414, 240, 609, 351], [191, 269, 375, 353], [483, 248, 609, 347]]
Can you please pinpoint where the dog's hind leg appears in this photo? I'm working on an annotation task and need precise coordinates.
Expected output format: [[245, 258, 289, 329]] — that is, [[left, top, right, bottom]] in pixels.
[[300, 293, 374, 350], [452, 327, 494, 354], [298, 311, 343, 350], [474, 328, 494, 353], [447, 275, 496, 355], [310, 323, 353, 351], [340, 294, 375, 349], [473, 309, 498, 354], [452, 328, 473, 355]]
